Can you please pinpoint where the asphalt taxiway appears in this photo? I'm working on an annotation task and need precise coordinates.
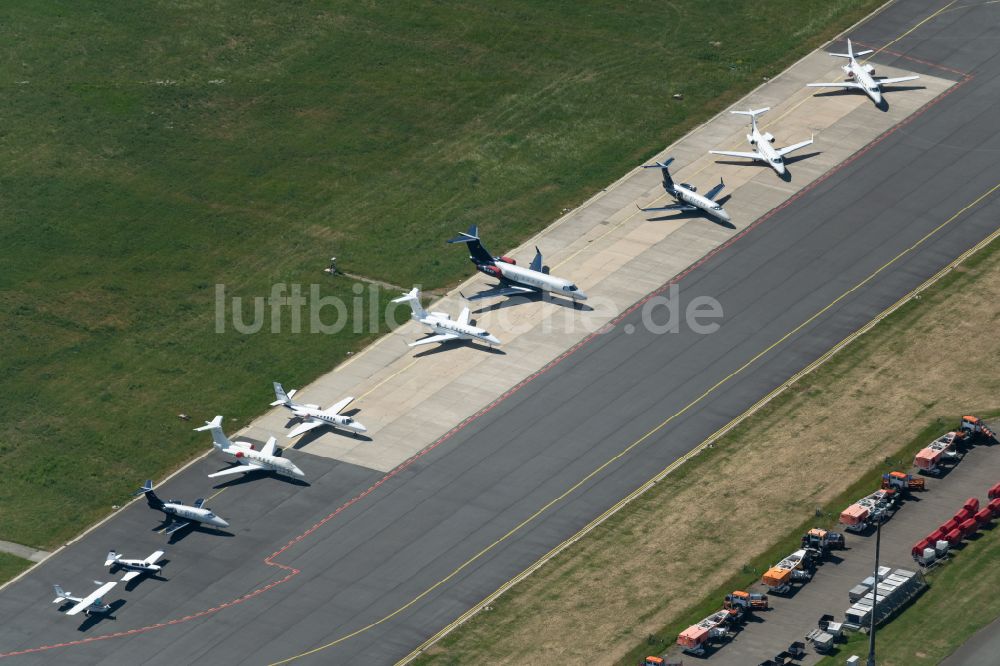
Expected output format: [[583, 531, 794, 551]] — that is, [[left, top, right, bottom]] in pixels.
[[1, 0, 998, 663]]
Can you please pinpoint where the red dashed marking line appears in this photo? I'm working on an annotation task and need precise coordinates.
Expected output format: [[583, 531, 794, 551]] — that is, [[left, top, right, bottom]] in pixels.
[[0, 51, 973, 660]]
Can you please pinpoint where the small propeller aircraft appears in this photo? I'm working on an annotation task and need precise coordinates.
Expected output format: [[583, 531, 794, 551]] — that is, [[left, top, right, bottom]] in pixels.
[[105, 549, 165, 582], [134, 480, 230, 536], [271, 382, 367, 439], [807, 38, 919, 106], [392, 287, 501, 348], [52, 581, 117, 616], [638, 158, 732, 224]]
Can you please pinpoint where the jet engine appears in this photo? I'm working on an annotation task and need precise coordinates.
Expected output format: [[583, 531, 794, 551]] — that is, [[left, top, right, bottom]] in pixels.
[[481, 265, 503, 278], [763, 132, 775, 143], [680, 183, 696, 192], [495, 255, 517, 265], [863, 63, 875, 74], [748, 133, 756, 145]]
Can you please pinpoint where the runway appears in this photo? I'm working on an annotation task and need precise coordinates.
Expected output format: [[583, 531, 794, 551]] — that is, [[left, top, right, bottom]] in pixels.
[[1, 0, 999, 663]]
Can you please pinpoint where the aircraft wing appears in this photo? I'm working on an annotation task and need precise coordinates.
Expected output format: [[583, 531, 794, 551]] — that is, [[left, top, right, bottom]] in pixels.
[[464, 284, 536, 301], [162, 517, 193, 535], [287, 419, 325, 439], [208, 463, 264, 478], [456, 307, 470, 326], [121, 570, 142, 583], [709, 149, 761, 160], [66, 582, 116, 616], [259, 436, 278, 457], [409, 333, 459, 347], [325, 396, 354, 416], [877, 75, 919, 85], [529, 247, 543, 272], [777, 137, 814, 157], [807, 81, 862, 89], [638, 202, 696, 212], [143, 550, 165, 566], [704, 181, 726, 201]]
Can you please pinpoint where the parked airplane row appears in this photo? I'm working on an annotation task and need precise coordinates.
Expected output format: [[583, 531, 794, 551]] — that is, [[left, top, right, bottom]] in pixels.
[[54, 37, 921, 622]]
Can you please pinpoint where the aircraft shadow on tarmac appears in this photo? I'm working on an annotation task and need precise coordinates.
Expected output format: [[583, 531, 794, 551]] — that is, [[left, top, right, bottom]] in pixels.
[[288, 426, 373, 450], [122, 567, 170, 592], [810, 85, 926, 112], [412, 338, 507, 358], [57, 599, 128, 631], [713, 151, 822, 183], [211, 468, 310, 490], [152, 521, 234, 545], [645, 195, 737, 230], [471, 291, 593, 316]]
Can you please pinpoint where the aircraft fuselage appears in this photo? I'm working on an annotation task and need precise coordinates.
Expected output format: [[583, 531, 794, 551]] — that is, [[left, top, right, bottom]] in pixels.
[[487, 262, 588, 301]]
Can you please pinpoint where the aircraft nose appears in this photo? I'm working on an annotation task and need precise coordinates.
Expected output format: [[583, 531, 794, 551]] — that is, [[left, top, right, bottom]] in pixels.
[[574, 291, 589, 301], [216, 517, 230, 528], [292, 466, 306, 480], [486, 334, 502, 346], [353, 422, 368, 433]]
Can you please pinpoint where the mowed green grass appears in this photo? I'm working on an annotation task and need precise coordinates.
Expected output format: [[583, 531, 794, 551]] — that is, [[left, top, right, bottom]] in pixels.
[[0, 553, 32, 586], [0, 0, 884, 548]]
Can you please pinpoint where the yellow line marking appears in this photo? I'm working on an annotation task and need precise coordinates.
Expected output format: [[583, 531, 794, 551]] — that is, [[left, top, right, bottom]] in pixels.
[[357, 359, 419, 402], [865, 0, 958, 62], [207, 487, 227, 502], [271, 177, 998, 665]]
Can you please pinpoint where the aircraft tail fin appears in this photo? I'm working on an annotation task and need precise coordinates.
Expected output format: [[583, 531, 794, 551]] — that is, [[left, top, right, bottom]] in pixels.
[[447, 224, 494, 265], [104, 551, 119, 567], [194, 415, 233, 451], [391, 287, 427, 320], [643, 157, 676, 192], [830, 38, 873, 59], [53, 585, 69, 603], [135, 480, 165, 510], [271, 382, 294, 407]]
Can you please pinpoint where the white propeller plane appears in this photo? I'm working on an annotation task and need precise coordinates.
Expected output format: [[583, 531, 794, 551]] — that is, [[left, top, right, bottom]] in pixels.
[[105, 550, 165, 582], [807, 38, 919, 106], [195, 415, 306, 480], [271, 382, 367, 439], [709, 108, 813, 176], [392, 287, 502, 348], [638, 158, 732, 224], [447, 225, 587, 302], [134, 480, 230, 535], [52, 581, 117, 616]]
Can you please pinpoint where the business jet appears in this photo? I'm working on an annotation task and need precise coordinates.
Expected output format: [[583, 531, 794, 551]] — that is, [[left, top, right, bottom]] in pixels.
[[392, 287, 501, 347], [195, 415, 306, 479], [807, 38, 919, 106], [710, 107, 813, 176], [134, 480, 230, 535], [638, 158, 731, 224], [271, 382, 367, 439]]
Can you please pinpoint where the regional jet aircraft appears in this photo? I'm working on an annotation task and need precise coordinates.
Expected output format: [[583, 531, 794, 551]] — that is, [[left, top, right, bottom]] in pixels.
[[271, 382, 367, 439], [195, 415, 306, 479], [134, 480, 230, 535], [447, 225, 587, 302], [638, 158, 732, 224], [52, 581, 117, 616], [807, 38, 919, 106], [709, 108, 813, 176], [105, 550, 165, 582], [392, 287, 501, 348]]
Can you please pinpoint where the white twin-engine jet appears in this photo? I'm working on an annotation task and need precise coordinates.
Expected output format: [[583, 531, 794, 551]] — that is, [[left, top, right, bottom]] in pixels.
[[807, 38, 919, 106], [52, 581, 117, 617], [709, 108, 813, 176], [271, 382, 367, 439], [448, 225, 587, 302], [134, 480, 230, 535], [105, 550, 165, 582], [195, 415, 306, 480], [639, 158, 732, 224], [392, 287, 502, 348]]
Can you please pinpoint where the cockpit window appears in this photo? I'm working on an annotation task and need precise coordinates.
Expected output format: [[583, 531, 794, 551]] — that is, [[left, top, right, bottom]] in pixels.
[[771, 158, 781, 163], [565, 285, 578, 291], [344, 417, 353, 424]]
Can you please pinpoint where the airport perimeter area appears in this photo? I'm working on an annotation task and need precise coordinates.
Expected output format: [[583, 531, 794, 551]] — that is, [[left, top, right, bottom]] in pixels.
[[2, 1, 999, 664]]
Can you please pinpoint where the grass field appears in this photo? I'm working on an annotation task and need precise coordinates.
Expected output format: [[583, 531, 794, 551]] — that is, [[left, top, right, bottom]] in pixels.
[[413, 234, 1000, 663], [0, 553, 32, 586], [0, 0, 888, 550], [816, 521, 1000, 665]]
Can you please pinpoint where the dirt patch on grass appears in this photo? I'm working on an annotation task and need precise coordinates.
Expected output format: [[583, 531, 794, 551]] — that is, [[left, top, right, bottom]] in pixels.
[[418, 240, 1000, 665]]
